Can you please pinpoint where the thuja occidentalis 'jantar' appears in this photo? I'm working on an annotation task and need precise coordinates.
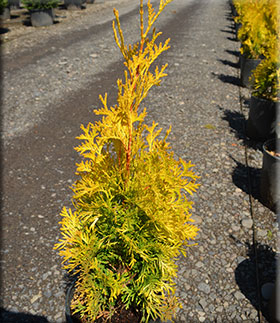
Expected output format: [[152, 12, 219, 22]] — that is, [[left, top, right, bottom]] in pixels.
[[55, 1, 200, 322]]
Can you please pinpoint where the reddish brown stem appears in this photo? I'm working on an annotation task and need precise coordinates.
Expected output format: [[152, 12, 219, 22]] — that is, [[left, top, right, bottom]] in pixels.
[[126, 64, 141, 179]]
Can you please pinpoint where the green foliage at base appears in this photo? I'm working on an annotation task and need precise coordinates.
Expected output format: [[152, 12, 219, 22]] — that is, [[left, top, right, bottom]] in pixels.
[[22, 0, 59, 10], [251, 45, 280, 101], [55, 0, 199, 322]]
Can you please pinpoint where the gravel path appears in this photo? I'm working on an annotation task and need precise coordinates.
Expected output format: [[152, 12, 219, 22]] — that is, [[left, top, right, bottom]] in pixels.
[[1, 0, 279, 322]]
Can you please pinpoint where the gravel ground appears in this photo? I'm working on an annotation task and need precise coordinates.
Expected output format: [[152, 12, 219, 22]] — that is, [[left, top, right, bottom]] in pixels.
[[1, 0, 279, 322]]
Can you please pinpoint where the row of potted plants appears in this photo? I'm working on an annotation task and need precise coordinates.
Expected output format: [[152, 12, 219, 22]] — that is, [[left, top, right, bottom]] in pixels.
[[55, 0, 200, 322], [232, 2, 279, 318], [1, 0, 95, 27], [233, 0, 278, 87], [233, 0, 280, 214]]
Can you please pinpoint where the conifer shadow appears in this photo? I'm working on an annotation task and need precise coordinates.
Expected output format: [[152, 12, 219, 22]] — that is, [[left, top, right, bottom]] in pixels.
[[226, 35, 238, 41], [0, 308, 49, 322], [220, 28, 235, 35], [215, 73, 241, 86], [218, 58, 239, 68], [230, 156, 262, 203], [10, 13, 20, 19], [225, 49, 240, 57], [0, 27, 9, 34], [232, 240, 277, 322], [220, 108, 263, 151]]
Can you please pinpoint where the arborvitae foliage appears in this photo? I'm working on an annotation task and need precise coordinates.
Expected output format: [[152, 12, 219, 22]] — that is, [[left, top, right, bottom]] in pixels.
[[251, 43, 280, 101], [55, 1, 199, 322], [22, 0, 59, 9], [234, 0, 278, 59]]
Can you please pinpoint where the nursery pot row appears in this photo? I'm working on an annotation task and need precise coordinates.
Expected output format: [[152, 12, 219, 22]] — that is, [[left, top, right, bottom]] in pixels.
[[8, 0, 20, 9], [260, 138, 280, 213], [64, 0, 86, 10], [240, 55, 262, 88], [30, 8, 54, 27], [0, 7, 10, 20], [246, 96, 280, 141]]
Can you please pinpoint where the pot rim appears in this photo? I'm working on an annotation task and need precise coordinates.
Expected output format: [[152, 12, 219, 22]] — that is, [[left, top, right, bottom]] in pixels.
[[263, 138, 280, 159], [251, 94, 280, 104]]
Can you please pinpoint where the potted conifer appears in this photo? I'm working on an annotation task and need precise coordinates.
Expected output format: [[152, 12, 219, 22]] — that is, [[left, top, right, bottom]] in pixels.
[[235, 0, 277, 87], [246, 44, 280, 140], [260, 138, 280, 212], [54, 0, 199, 322], [22, 0, 59, 26]]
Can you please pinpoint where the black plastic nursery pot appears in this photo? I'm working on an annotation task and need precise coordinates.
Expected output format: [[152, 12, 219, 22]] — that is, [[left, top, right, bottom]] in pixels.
[[0, 7, 11, 20], [260, 138, 280, 212], [65, 282, 80, 323], [240, 55, 262, 88], [64, 0, 86, 10], [8, 0, 20, 9], [246, 95, 280, 141], [30, 8, 54, 27]]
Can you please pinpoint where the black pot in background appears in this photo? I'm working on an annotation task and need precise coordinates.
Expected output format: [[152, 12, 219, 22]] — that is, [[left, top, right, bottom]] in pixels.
[[240, 55, 262, 88], [30, 8, 54, 27], [0, 7, 10, 20], [246, 95, 280, 141], [260, 138, 280, 212], [64, 0, 86, 10], [8, 0, 20, 9]]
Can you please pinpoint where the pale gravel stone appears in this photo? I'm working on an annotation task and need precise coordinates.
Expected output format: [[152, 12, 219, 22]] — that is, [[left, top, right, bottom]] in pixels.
[[234, 291, 245, 300], [30, 292, 42, 304], [199, 298, 207, 310], [241, 218, 253, 229], [258, 229, 268, 238], [198, 282, 211, 294]]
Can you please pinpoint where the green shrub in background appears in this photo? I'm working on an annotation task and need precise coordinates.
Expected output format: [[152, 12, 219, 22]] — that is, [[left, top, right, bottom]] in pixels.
[[22, 0, 59, 10]]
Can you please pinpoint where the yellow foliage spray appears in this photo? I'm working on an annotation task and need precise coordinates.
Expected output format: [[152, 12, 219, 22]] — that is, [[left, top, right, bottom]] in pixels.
[[55, 1, 199, 322]]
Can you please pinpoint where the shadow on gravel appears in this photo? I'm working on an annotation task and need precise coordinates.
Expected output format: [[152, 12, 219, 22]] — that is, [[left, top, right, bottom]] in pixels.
[[226, 49, 240, 57], [215, 73, 241, 86], [220, 108, 264, 151], [10, 13, 20, 19], [218, 58, 239, 69], [0, 308, 48, 323], [0, 27, 9, 34], [231, 156, 262, 202], [227, 36, 238, 42], [232, 239, 277, 322], [220, 28, 235, 35]]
